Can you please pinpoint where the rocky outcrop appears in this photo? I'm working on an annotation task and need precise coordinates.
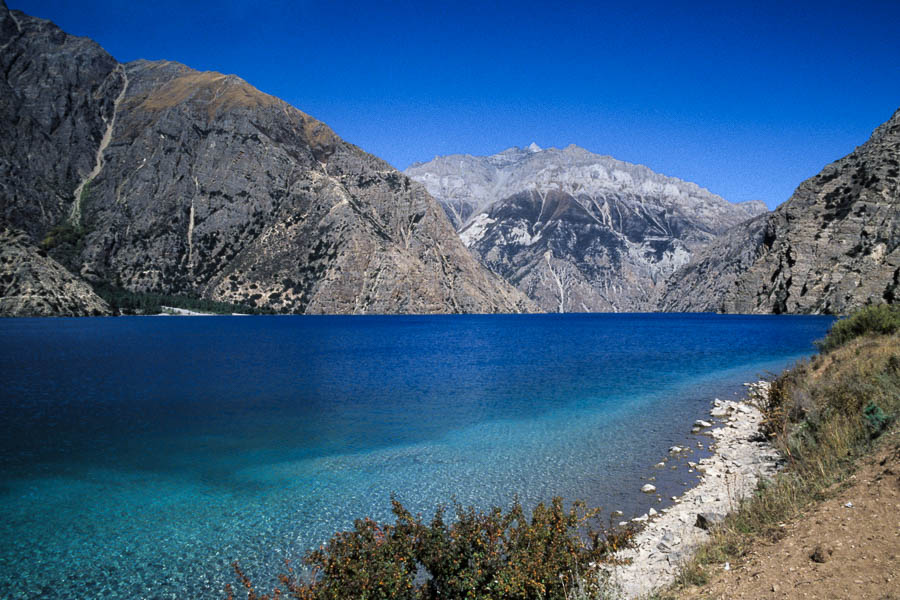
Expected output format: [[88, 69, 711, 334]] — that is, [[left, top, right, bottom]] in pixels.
[[0, 3, 534, 315], [660, 108, 900, 314], [655, 215, 768, 312], [406, 145, 767, 312], [0, 228, 110, 316]]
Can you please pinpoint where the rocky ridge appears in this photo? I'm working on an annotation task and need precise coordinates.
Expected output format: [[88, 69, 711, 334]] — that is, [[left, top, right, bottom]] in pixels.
[[406, 145, 767, 312], [660, 108, 900, 314], [0, 2, 534, 316], [0, 228, 110, 316]]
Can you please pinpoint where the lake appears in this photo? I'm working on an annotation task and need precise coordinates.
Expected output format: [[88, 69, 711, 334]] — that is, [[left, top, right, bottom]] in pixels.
[[0, 313, 834, 598]]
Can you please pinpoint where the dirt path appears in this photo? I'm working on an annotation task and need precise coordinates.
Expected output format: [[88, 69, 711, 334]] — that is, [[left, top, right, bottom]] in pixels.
[[677, 430, 900, 600]]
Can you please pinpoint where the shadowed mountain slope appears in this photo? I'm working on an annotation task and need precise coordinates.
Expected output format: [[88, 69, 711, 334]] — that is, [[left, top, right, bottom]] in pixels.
[[660, 108, 900, 314]]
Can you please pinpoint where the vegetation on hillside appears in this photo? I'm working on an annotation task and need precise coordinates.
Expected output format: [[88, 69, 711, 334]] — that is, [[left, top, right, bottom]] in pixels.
[[667, 305, 899, 594], [39, 222, 87, 269], [91, 283, 274, 315], [814, 302, 900, 353]]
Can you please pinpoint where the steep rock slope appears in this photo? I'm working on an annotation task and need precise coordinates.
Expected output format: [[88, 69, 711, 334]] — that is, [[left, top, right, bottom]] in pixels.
[[660, 108, 900, 314], [0, 1, 124, 240], [655, 215, 768, 312], [0, 3, 533, 315], [0, 228, 110, 316], [407, 145, 766, 312]]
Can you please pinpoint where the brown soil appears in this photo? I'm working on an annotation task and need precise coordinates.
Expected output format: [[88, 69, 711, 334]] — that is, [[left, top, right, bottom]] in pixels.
[[677, 431, 900, 600]]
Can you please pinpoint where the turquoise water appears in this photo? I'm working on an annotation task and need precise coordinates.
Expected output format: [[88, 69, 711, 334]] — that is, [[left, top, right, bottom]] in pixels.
[[0, 313, 833, 598]]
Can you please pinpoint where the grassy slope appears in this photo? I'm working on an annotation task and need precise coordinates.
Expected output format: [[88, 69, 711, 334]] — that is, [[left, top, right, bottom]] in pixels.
[[658, 307, 899, 598]]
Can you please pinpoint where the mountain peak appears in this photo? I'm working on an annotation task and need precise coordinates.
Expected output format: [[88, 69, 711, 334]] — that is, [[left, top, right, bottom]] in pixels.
[[405, 145, 771, 312], [526, 142, 542, 153]]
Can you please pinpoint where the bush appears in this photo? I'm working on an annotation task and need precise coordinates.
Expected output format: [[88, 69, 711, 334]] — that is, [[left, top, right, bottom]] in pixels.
[[227, 497, 632, 600], [39, 222, 87, 268], [863, 402, 890, 437], [816, 303, 900, 353]]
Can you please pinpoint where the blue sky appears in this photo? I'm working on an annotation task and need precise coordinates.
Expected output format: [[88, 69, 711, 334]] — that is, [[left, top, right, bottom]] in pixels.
[[12, 0, 900, 209]]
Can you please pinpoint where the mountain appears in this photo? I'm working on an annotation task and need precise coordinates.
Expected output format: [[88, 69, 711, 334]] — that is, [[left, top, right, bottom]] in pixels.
[[406, 144, 767, 312], [0, 2, 534, 316], [660, 108, 900, 314]]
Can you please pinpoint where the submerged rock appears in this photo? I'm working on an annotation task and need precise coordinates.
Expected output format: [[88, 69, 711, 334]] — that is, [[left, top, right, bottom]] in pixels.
[[606, 396, 782, 598]]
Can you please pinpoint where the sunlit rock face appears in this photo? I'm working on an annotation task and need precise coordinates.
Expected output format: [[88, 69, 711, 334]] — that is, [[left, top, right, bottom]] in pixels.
[[660, 108, 900, 315], [407, 144, 766, 312], [0, 2, 535, 315]]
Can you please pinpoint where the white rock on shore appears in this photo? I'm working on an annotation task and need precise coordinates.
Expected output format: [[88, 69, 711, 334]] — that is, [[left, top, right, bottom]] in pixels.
[[604, 383, 779, 599]]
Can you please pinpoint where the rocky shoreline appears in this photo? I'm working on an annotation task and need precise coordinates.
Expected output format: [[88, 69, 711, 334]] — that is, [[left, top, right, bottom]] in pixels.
[[605, 381, 779, 598]]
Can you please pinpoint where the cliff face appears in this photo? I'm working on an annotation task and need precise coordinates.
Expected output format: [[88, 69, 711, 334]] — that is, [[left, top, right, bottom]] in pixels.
[[0, 3, 534, 315], [406, 144, 766, 312], [661, 108, 900, 314], [0, 1, 123, 240]]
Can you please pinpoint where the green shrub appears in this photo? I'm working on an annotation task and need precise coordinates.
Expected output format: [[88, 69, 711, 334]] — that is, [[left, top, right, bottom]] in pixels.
[[227, 497, 632, 600], [816, 303, 900, 353], [39, 222, 87, 268], [863, 402, 890, 437]]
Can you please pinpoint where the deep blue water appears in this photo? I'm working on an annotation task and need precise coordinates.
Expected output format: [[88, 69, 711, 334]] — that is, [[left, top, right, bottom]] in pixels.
[[0, 313, 833, 598]]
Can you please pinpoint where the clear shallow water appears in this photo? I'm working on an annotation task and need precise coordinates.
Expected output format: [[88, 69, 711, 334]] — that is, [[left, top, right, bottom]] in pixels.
[[0, 313, 833, 598]]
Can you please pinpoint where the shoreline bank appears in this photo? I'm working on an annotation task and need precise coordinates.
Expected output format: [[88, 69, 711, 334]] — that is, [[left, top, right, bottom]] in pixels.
[[606, 381, 779, 598]]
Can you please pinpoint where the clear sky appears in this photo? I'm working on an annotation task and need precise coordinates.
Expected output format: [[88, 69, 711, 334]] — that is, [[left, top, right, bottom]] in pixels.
[[10, 0, 900, 209]]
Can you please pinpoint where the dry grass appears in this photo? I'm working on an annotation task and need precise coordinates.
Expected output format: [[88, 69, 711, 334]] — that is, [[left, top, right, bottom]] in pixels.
[[132, 63, 340, 159], [137, 68, 278, 118], [665, 332, 900, 595]]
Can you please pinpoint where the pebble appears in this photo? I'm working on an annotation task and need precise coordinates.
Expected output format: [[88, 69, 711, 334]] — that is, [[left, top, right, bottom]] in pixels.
[[641, 484, 657, 493], [605, 384, 781, 599]]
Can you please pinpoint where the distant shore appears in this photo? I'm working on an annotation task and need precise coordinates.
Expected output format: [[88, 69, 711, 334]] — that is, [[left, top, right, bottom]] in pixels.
[[156, 306, 248, 316]]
